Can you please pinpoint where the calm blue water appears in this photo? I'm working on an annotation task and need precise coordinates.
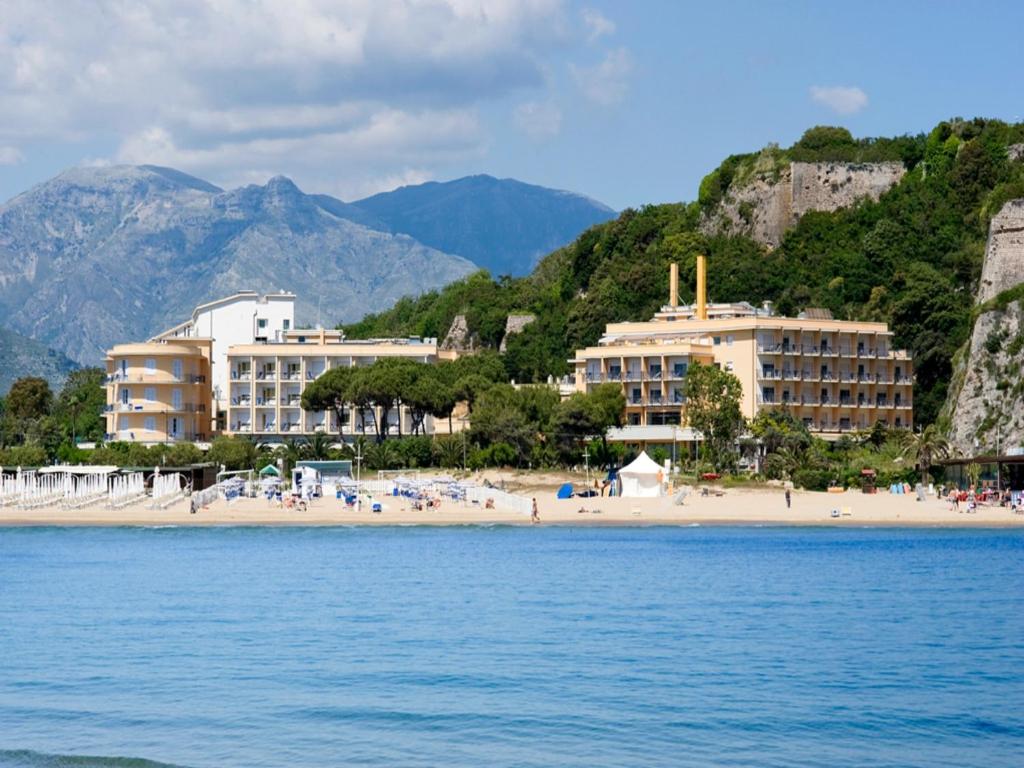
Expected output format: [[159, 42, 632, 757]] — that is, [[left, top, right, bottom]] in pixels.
[[0, 526, 1022, 768]]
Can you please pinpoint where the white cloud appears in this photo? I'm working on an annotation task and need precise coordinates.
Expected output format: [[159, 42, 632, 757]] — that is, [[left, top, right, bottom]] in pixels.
[[582, 9, 615, 41], [115, 107, 487, 200], [0, 146, 24, 165], [514, 100, 563, 140], [0, 0, 568, 195], [570, 47, 632, 106], [809, 85, 869, 115]]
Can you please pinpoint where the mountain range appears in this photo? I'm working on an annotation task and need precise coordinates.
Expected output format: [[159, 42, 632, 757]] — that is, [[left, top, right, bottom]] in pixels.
[[0, 166, 614, 380]]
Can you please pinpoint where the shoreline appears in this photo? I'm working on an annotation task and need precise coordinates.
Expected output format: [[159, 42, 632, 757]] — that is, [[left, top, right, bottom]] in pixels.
[[1, 487, 1021, 529]]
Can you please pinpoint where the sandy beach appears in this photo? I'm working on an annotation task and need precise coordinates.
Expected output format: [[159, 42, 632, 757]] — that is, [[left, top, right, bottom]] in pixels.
[[1, 486, 1022, 527]]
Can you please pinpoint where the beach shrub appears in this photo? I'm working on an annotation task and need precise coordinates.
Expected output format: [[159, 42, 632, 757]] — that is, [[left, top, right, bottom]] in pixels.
[[0, 444, 49, 467], [792, 468, 833, 492]]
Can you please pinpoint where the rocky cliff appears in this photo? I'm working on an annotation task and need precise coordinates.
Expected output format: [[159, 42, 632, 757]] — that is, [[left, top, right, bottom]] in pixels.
[[701, 161, 905, 247], [947, 199, 1024, 454]]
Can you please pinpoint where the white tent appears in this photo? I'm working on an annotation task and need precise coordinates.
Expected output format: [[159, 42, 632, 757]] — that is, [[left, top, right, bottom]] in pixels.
[[618, 451, 665, 498]]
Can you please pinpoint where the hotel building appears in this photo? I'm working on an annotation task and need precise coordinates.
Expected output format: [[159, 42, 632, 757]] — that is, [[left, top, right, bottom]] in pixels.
[[224, 329, 456, 438], [105, 294, 457, 444], [571, 259, 914, 448]]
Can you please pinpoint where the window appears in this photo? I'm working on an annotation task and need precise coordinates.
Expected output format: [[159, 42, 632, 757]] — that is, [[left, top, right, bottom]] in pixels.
[[673, 362, 687, 377], [762, 386, 775, 403], [170, 417, 180, 437], [121, 388, 129, 405], [172, 359, 183, 380], [257, 318, 268, 329], [145, 358, 156, 372], [631, 388, 641, 404], [172, 389, 182, 410], [120, 360, 127, 376], [726, 335, 734, 346], [283, 319, 291, 330], [713, 336, 722, 346], [118, 415, 128, 431], [762, 364, 775, 377], [725, 361, 734, 372], [144, 416, 156, 432], [297, 336, 306, 343], [144, 387, 156, 402]]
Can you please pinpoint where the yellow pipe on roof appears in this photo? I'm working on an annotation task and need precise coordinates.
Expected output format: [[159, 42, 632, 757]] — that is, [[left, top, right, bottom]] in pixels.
[[696, 254, 707, 320]]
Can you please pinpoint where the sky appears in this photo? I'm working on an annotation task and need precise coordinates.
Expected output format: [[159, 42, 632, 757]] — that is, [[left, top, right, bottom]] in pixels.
[[2, 0, 1023, 210]]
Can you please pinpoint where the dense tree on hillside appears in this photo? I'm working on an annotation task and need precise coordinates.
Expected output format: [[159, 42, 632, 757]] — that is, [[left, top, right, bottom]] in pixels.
[[342, 118, 1024, 428]]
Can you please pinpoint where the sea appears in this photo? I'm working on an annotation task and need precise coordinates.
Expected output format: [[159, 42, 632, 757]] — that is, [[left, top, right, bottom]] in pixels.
[[0, 526, 1021, 768]]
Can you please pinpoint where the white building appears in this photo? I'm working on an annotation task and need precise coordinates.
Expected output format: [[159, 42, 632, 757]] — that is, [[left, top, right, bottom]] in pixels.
[[151, 291, 296, 418]]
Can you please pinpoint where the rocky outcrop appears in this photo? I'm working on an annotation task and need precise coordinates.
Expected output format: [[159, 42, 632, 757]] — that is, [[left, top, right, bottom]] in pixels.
[[947, 199, 1024, 455], [701, 161, 906, 247], [440, 314, 472, 351], [498, 314, 535, 353]]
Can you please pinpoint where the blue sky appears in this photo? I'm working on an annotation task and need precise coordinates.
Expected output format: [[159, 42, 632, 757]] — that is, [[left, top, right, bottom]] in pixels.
[[2, 1, 1022, 210]]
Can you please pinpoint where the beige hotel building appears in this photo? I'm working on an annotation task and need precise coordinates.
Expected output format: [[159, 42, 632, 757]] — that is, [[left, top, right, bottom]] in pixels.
[[571, 259, 914, 449]]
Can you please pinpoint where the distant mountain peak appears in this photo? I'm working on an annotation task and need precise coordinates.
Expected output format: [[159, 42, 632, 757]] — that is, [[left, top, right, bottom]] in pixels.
[[350, 174, 617, 276]]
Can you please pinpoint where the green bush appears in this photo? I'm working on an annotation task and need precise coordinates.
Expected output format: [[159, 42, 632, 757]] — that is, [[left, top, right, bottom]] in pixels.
[[792, 468, 833, 491]]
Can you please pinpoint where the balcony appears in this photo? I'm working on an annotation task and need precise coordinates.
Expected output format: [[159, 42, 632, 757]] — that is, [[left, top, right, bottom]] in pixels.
[[255, 398, 278, 407], [231, 371, 252, 382]]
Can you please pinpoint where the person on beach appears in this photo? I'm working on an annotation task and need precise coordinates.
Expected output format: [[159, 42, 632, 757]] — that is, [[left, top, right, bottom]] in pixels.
[[948, 489, 960, 512], [531, 497, 540, 524], [785, 489, 791, 509]]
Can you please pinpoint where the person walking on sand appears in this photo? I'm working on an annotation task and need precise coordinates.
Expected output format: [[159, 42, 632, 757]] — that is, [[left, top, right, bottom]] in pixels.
[[785, 488, 791, 509], [531, 497, 540, 525]]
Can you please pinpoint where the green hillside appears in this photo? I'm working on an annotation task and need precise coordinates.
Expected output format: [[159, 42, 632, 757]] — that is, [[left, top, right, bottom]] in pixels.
[[343, 119, 1024, 427]]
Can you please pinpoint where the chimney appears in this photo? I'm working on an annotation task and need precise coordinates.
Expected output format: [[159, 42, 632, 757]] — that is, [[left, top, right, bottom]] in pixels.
[[696, 254, 708, 320], [669, 262, 679, 307]]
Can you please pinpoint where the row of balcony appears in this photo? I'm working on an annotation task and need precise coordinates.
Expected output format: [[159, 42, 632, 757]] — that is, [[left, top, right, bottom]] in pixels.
[[584, 370, 687, 383], [626, 397, 687, 407], [105, 432, 207, 442], [230, 370, 313, 382], [228, 397, 303, 407], [106, 373, 206, 384], [105, 402, 206, 413], [229, 422, 403, 435], [758, 371, 914, 384], [759, 396, 910, 408], [757, 344, 909, 359]]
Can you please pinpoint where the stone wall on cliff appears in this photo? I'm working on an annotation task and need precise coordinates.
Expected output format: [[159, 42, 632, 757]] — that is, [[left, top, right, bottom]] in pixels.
[[701, 161, 906, 248], [947, 199, 1024, 455], [499, 314, 535, 353]]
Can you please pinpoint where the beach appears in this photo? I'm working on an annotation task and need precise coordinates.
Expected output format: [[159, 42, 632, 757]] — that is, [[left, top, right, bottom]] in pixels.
[[1, 485, 1021, 527]]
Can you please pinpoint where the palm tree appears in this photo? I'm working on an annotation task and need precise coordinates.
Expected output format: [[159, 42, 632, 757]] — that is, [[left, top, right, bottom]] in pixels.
[[307, 431, 332, 460], [900, 425, 950, 485], [366, 440, 398, 471], [279, 438, 309, 479]]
